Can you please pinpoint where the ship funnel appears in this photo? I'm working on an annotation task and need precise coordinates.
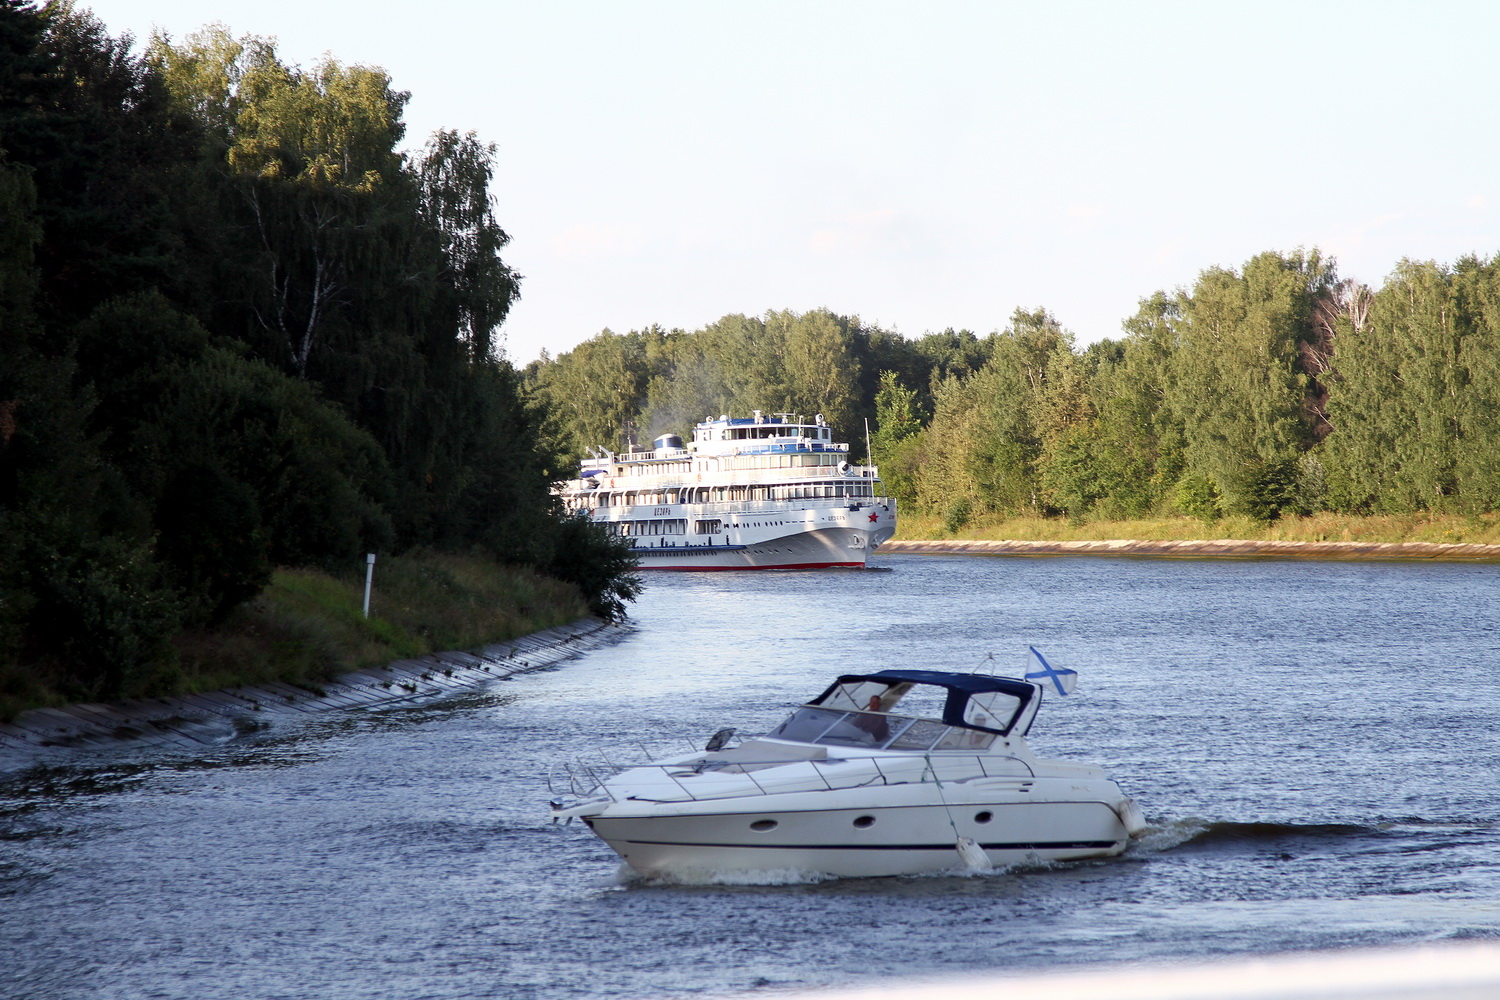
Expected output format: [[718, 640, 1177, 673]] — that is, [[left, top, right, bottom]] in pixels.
[[653, 433, 683, 451]]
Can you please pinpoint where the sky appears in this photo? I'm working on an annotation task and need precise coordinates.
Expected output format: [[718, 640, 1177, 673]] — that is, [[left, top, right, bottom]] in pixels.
[[87, 0, 1500, 364]]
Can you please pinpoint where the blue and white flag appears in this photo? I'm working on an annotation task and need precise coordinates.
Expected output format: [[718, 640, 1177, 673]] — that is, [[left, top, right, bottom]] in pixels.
[[1025, 646, 1078, 695]]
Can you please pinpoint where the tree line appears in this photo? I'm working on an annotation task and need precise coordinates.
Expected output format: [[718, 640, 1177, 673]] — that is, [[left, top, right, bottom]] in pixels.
[[1, 2, 634, 705], [527, 248, 1500, 529]]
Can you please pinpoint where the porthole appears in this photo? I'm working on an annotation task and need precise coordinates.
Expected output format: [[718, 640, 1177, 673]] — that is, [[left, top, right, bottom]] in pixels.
[[750, 819, 778, 831], [974, 811, 993, 824], [852, 815, 876, 829]]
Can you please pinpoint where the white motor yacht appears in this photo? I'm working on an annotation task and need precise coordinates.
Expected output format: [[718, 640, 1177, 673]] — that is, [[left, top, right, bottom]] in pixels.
[[549, 667, 1145, 878]]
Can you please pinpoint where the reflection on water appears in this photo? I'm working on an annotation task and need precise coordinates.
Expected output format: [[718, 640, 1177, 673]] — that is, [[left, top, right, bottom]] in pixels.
[[2, 554, 1499, 999]]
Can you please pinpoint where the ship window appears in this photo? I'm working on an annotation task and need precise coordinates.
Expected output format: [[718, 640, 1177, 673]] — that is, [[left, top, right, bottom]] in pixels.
[[695, 519, 722, 534]]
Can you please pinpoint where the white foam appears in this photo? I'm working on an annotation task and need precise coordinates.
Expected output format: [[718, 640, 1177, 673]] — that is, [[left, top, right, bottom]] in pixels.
[[1129, 817, 1211, 854], [612, 863, 835, 887]]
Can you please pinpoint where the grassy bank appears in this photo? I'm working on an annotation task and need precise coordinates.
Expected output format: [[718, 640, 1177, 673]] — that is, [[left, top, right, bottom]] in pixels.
[[1, 551, 589, 721], [894, 512, 1500, 546]]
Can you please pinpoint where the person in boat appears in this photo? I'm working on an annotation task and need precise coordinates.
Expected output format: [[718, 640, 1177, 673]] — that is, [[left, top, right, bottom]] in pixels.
[[853, 694, 889, 742]]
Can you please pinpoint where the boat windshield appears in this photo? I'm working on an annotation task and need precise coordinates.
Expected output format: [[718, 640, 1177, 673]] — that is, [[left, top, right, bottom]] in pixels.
[[764, 707, 998, 752], [763, 676, 1028, 750]]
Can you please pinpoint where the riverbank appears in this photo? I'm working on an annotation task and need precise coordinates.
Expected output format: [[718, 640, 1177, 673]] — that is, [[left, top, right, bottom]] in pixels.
[[0, 550, 591, 722], [0, 615, 628, 773], [893, 511, 1500, 548], [879, 538, 1500, 561]]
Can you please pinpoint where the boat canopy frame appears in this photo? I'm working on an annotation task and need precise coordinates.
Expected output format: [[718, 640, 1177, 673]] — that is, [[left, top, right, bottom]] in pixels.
[[810, 670, 1042, 736]]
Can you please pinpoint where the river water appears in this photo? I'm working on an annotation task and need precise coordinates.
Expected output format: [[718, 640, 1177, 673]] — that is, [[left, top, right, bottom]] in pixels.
[[3, 553, 1500, 999]]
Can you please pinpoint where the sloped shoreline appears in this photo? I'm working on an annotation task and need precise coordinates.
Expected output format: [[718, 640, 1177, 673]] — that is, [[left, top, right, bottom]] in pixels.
[[0, 617, 630, 773], [879, 538, 1500, 561]]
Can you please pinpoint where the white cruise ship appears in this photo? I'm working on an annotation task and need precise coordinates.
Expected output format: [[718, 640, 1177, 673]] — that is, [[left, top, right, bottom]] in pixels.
[[557, 412, 898, 570]]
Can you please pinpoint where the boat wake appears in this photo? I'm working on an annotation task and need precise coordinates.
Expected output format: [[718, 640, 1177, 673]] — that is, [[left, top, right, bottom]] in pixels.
[[609, 851, 1075, 887], [1134, 818, 1389, 854], [613, 863, 836, 887]]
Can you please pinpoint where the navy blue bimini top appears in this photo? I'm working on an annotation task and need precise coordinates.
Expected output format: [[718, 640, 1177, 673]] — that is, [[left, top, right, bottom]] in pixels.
[[811, 670, 1039, 735]]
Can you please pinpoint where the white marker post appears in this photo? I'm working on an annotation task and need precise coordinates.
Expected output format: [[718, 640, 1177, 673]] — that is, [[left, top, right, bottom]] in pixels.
[[363, 553, 376, 617]]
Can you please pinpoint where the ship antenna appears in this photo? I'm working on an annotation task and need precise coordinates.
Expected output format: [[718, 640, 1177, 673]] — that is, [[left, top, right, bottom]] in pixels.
[[974, 651, 996, 675]]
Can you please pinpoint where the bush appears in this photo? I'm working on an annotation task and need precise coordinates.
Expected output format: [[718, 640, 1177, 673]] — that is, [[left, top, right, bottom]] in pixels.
[[1174, 474, 1222, 523], [943, 495, 974, 534], [543, 512, 642, 621]]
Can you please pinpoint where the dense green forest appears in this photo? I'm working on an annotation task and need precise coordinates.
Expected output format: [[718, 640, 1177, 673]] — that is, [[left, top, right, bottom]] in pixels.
[[528, 248, 1500, 531], [0, 1, 635, 708]]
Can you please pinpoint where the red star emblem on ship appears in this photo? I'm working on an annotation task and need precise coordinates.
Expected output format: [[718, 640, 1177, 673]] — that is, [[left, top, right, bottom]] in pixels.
[[868, 512, 879, 522]]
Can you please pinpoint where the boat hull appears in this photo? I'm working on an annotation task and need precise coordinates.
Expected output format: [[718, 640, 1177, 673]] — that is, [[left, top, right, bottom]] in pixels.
[[582, 791, 1131, 878]]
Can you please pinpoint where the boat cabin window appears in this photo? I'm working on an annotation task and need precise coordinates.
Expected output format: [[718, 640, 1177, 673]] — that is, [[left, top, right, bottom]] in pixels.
[[764, 676, 1022, 750], [934, 726, 997, 750], [962, 691, 1023, 730], [816, 680, 893, 712], [814, 680, 950, 722], [887, 683, 945, 720]]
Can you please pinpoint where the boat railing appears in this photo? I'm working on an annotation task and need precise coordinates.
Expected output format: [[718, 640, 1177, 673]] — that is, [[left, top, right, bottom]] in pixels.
[[548, 743, 1037, 805], [547, 738, 705, 799], [611, 497, 895, 517], [580, 442, 855, 468]]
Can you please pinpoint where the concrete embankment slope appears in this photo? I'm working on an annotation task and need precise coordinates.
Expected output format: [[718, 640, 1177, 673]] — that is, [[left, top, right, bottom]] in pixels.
[[0, 616, 628, 774], [879, 538, 1500, 561]]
